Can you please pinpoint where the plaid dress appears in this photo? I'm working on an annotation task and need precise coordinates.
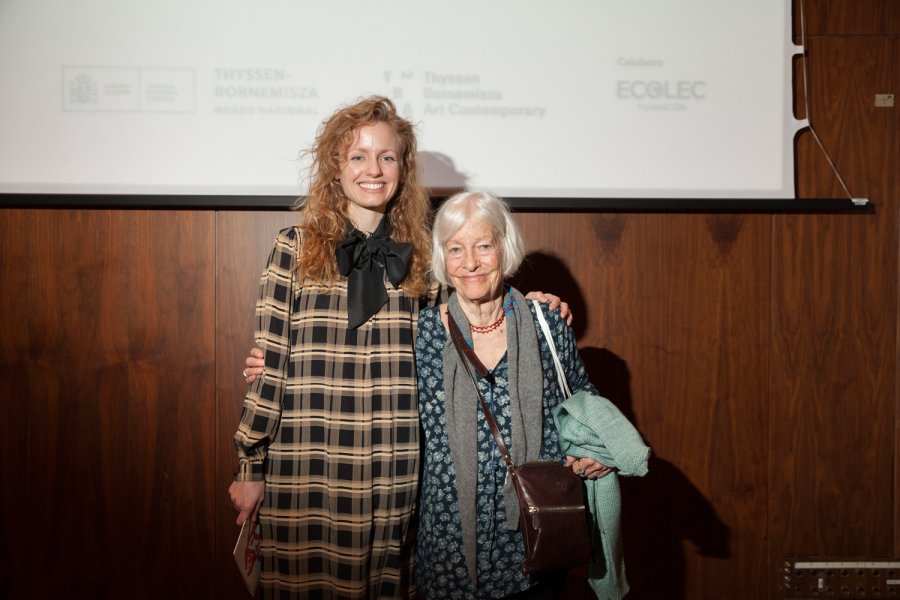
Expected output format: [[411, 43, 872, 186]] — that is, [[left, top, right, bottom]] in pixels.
[[234, 227, 428, 599]]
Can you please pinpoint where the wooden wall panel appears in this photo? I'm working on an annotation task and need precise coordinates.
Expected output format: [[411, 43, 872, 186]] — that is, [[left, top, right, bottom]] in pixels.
[[770, 212, 895, 551], [772, 32, 899, 597], [515, 213, 770, 599], [0, 210, 28, 598], [796, 38, 900, 202], [3, 210, 217, 598], [26, 210, 132, 597], [790, 8, 900, 589], [122, 211, 217, 597], [795, 0, 900, 36]]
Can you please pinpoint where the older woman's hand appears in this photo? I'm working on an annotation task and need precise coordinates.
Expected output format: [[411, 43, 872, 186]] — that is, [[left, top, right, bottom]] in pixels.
[[523, 291, 572, 325], [242, 347, 265, 384], [566, 456, 613, 480]]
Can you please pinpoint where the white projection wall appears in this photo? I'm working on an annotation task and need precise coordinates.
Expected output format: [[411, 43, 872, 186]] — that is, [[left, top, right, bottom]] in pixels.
[[0, 0, 802, 202]]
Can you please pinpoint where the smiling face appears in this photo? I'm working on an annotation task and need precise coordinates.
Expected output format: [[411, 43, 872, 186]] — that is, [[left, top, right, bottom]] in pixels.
[[444, 218, 504, 304], [339, 121, 402, 231]]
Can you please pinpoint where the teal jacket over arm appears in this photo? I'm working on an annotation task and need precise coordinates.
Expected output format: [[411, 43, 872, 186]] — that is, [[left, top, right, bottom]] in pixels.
[[553, 390, 651, 600]]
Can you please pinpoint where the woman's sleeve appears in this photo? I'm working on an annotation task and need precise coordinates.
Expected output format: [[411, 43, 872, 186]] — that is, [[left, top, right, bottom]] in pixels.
[[232, 228, 298, 482], [543, 304, 597, 400]]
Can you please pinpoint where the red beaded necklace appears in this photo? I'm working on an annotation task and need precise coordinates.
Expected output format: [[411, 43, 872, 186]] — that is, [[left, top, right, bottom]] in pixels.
[[469, 312, 505, 334]]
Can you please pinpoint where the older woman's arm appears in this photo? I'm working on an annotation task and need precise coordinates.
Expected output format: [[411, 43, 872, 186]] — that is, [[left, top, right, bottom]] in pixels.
[[542, 303, 593, 396], [540, 303, 613, 480]]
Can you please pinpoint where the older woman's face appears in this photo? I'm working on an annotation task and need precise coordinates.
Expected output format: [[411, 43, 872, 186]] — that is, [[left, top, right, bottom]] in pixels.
[[445, 219, 503, 304]]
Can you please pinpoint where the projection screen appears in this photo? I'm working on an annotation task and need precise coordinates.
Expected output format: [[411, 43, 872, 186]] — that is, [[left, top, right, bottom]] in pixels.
[[0, 0, 803, 204]]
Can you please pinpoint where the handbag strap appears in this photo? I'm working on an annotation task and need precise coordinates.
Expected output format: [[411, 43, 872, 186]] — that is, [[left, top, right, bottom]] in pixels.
[[530, 300, 571, 398], [447, 311, 517, 472]]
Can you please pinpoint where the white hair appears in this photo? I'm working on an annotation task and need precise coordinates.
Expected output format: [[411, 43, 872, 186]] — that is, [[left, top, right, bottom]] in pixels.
[[430, 191, 525, 286]]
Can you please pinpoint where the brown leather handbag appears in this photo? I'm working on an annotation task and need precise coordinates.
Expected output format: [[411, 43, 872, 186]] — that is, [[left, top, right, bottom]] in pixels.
[[447, 313, 592, 574]]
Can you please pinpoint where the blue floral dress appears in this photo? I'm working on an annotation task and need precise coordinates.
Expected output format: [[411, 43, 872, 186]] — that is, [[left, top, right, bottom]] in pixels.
[[414, 301, 596, 599]]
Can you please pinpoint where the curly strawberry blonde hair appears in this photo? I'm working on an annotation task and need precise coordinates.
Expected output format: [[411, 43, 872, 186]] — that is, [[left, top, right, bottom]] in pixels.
[[294, 96, 432, 297]]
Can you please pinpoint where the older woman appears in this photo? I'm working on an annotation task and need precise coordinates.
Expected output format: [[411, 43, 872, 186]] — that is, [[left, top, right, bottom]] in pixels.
[[414, 191, 609, 599]]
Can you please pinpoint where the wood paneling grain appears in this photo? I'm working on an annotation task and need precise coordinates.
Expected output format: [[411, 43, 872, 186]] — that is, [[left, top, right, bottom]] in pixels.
[[121, 211, 217, 597], [515, 212, 771, 599], [773, 35, 899, 587], [770, 212, 895, 555], [0, 210, 28, 598], [6, 210, 217, 598], [796, 39, 900, 203], [795, 0, 900, 37]]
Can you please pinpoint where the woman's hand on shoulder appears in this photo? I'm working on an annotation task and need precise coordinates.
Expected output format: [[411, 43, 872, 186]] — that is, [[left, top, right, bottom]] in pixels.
[[242, 347, 265, 384], [524, 291, 572, 325], [566, 456, 613, 480]]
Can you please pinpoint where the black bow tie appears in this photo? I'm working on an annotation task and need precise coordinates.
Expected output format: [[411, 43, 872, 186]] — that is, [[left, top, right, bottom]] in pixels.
[[335, 216, 413, 329]]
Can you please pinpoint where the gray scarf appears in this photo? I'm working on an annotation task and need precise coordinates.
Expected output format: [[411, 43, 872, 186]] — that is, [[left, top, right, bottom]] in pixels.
[[442, 287, 544, 585]]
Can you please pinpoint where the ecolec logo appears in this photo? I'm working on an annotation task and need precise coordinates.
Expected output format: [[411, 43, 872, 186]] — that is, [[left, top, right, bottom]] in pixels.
[[614, 56, 706, 109], [616, 80, 706, 101]]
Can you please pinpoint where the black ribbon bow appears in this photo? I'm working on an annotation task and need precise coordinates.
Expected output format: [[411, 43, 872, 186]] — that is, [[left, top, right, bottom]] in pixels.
[[335, 216, 412, 329]]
